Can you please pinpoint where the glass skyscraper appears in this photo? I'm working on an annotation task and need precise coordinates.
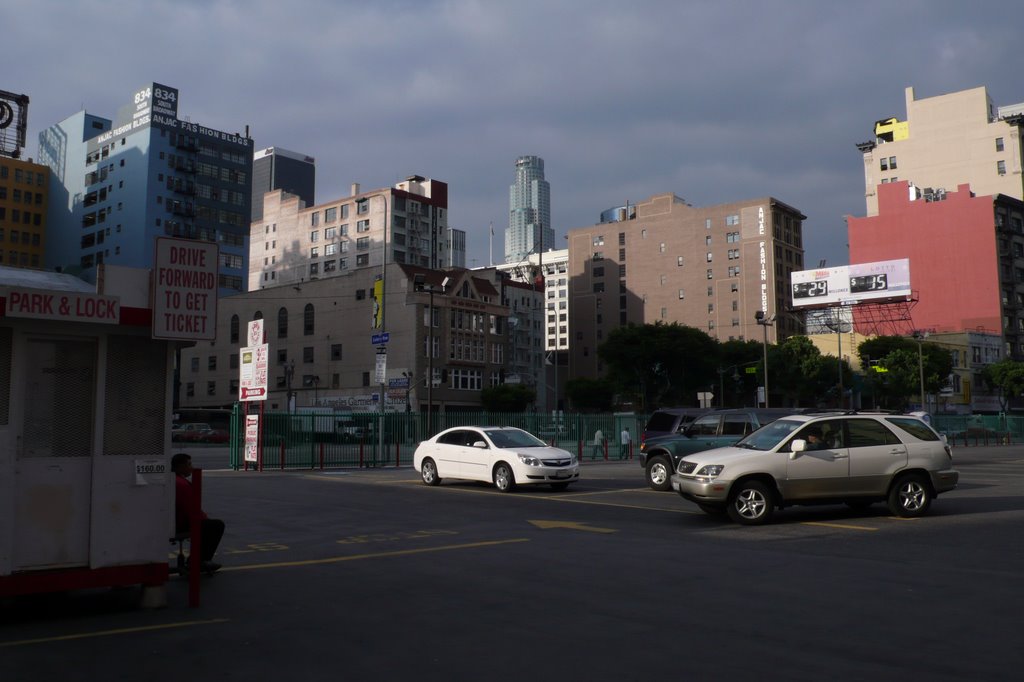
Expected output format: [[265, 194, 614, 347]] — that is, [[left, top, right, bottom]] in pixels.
[[506, 155, 552, 264]]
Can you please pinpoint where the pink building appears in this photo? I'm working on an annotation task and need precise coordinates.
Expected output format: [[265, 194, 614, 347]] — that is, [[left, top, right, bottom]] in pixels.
[[848, 181, 1024, 356]]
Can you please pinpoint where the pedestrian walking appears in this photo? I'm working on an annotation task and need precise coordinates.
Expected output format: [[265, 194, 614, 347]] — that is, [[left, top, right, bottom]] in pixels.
[[619, 427, 631, 460], [592, 428, 605, 459]]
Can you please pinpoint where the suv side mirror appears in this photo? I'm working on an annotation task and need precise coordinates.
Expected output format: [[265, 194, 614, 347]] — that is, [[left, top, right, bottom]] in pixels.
[[789, 439, 807, 460]]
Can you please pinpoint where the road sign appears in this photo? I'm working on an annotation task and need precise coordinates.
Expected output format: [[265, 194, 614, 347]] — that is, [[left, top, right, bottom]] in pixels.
[[375, 347, 387, 385], [239, 343, 269, 402], [371, 332, 390, 345], [244, 415, 259, 463]]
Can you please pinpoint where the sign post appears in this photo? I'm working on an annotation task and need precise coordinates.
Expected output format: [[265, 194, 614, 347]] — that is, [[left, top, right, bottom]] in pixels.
[[240, 320, 267, 470]]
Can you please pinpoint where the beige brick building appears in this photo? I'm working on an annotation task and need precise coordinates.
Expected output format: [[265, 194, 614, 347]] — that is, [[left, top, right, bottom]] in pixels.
[[567, 193, 806, 379]]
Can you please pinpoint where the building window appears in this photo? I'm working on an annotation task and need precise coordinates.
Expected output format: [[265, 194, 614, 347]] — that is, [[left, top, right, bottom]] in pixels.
[[677, 256, 684, 267], [725, 215, 740, 226], [230, 314, 240, 344], [880, 157, 888, 171], [311, 212, 320, 227], [706, 252, 713, 262], [356, 254, 369, 266], [310, 230, 319, 242], [207, 381, 216, 396], [998, 160, 1007, 176], [304, 303, 315, 335], [678, 289, 685, 300], [889, 156, 897, 169], [728, 266, 740, 277], [325, 207, 337, 222], [303, 347, 314, 363], [706, 269, 713, 280], [705, 218, 711, 229], [593, 282, 605, 293], [592, 235, 604, 246], [278, 307, 288, 338], [357, 219, 370, 232], [996, 137, 1004, 152], [331, 344, 342, 360]]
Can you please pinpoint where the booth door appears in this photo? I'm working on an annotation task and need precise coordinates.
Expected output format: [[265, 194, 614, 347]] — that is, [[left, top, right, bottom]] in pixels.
[[12, 335, 97, 570]]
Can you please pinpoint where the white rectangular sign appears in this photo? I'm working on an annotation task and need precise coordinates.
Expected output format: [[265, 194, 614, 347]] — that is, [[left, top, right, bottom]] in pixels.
[[790, 258, 911, 308], [152, 237, 219, 340], [247, 319, 264, 347], [239, 343, 269, 401], [2, 288, 120, 324], [244, 414, 259, 463]]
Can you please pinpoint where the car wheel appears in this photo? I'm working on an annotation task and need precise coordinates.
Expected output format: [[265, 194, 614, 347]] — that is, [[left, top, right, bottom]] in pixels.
[[493, 462, 516, 492], [646, 456, 673, 491], [420, 458, 441, 486], [550, 482, 570, 491], [727, 480, 775, 525], [887, 474, 932, 517], [697, 503, 726, 516]]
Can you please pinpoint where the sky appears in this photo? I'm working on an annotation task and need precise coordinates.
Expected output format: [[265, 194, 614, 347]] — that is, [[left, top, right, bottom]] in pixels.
[[5, 0, 1024, 271]]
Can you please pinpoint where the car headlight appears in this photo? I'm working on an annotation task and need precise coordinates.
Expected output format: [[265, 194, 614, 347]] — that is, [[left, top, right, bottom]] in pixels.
[[517, 453, 542, 466], [695, 464, 724, 480]]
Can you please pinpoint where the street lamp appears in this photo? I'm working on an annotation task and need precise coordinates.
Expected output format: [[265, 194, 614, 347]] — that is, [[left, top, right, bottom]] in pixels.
[[912, 330, 928, 412], [414, 273, 447, 436], [754, 311, 775, 408]]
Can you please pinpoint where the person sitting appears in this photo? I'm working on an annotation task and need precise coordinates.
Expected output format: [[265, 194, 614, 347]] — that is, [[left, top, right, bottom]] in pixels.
[[171, 453, 225, 573], [803, 427, 828, 450]]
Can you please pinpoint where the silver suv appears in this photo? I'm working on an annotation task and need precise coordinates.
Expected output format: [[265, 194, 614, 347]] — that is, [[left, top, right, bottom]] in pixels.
[[670, 412, 959, 525]]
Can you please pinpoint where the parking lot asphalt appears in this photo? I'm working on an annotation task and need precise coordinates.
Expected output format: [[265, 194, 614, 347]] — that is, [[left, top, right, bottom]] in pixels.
[[3, 445, 1023, 681]]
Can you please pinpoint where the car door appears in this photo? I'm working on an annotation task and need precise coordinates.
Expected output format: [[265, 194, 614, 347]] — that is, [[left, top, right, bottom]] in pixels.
[[684, 414, 723, 452], [459, 429, 493, 482], [718, 413, 752, 447], [784, 419, 850, 499], [844, 418, 907, 495], [434, 430, 475, 479]]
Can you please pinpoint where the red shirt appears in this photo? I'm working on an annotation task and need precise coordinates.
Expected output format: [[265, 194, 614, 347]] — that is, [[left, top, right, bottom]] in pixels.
[[175, 474, 208, 533]]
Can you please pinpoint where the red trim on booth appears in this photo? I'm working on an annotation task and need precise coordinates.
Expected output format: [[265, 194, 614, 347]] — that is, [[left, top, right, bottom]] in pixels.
[[0, 563, 168, 598], [120, 306, 153, 327]]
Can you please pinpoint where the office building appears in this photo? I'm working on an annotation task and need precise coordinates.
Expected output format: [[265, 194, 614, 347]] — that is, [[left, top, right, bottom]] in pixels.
[[250, 175, 453, 291], [251, 147, 315, 222], [38, 83, 253, 295], [857, 85, 1024, 216], [506, 155, 552, 264], [567, 192, 806, 379], [179, 264, 518, 415], [0, 157, 49, 269]]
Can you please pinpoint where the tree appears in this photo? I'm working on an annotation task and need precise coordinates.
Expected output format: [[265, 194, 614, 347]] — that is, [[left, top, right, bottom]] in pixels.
[[857, 336, 953, 410], [565, 377, 616, 412], [598, 322, 719, 410], [981, 358, 1024, 411], [480, 384, 535, 412]]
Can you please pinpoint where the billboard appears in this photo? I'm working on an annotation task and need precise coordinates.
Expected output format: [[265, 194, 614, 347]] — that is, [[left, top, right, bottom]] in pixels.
[[790, 258, 911, 308]]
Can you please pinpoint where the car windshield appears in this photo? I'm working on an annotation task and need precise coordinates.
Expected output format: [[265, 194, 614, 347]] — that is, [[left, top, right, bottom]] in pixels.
[[735, 419, 804, 451], [484, 429, 547, 449]]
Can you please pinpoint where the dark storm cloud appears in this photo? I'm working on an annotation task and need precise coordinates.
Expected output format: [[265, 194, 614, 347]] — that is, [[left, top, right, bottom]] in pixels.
[[6, 0, 1022, 269]]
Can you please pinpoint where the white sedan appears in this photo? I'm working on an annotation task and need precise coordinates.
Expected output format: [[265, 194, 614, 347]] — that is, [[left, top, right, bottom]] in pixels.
[[413, 426, 580, 492]]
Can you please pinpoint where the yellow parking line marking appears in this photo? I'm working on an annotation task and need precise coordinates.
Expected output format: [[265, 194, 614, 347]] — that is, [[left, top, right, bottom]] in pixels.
[[0, 618, 230, 648], [801, 521, 878, 531], [220, 538, 530, 572]]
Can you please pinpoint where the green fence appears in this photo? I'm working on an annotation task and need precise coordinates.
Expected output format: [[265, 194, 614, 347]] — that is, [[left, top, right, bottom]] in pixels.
[[225, 407, 1022, 470], [228, 407, 647, 470]]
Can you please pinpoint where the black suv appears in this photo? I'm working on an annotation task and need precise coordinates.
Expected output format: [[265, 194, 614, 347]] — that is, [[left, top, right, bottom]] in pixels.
[[639, 408, 802, 490], [642, 408, 710, 443]]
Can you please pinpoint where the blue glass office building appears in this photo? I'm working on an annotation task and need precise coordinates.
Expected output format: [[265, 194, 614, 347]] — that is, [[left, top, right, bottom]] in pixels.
[[39, 83, 253, 296]]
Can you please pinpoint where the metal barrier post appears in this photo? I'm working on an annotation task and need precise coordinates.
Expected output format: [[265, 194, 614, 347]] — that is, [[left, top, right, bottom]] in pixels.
[[188, 469, 203, 608], [319, 442, 324, 470], [280, 439, 285, 470]]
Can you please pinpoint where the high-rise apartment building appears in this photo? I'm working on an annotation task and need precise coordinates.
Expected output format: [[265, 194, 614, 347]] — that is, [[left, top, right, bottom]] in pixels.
[[857, 86, 1024, 216], [250, 175, 454, 291], [567, 192, 806, 379], [506, 155, 552, 264], [0, 157, 49, 269], [38, 83, 253, 295], [251, 147, 315, 222]]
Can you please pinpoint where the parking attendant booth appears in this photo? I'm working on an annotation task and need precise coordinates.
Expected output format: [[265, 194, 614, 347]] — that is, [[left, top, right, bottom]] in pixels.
[[0, 265, 176, 601]]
